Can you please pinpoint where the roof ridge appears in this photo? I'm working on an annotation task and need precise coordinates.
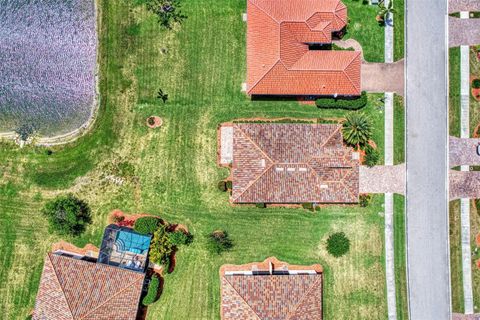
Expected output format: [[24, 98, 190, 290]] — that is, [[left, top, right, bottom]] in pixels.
[[47, 253, 76, 320], [285, 276, 322, 320], [318, 125, 342, 149], [234, 124, 275, 163], [341, 52, 362, 92], [79, 272, 144, 319], [248, 60, 282, 94], [223, 276, 262, 319], [248, 0, 280, 23], [233, 163, 274, 202]]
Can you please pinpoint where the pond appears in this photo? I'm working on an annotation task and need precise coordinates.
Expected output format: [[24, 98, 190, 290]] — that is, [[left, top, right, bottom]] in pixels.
[[0, 0, 97, 137]]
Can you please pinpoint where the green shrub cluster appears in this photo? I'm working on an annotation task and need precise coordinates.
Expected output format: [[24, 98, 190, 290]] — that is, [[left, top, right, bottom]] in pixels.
[[149, 224, 174, 265], [302, 203, 314, 211], [473, 79, 480, 89], [142, 275, 161, 305], [206, 230, 233, 254], [316, 91, 367, 110], [364, 146, 380, 167], [326, 232, 350, 257], [169, 230, 193, 246], [41, 194, 92, 236], [134, 217, 161, 235], [359, 194, 372, 207], [217, 180, 227, 192], [255, 203, 266, 208]]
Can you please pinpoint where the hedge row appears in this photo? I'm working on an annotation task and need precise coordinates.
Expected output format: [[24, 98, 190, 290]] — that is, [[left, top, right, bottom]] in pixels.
[[316, 91, 367, 110], [142, 275, 160, 305]]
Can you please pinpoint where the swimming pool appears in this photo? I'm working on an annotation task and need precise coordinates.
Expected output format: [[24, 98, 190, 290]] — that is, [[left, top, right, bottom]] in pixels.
[[115, 230, 150, 255]]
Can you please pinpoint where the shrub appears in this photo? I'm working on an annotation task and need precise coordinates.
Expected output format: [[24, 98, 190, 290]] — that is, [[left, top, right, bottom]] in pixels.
[[142, 274, 161, 305], [255, 203, 266, 208], [473, 79, 480, 89], [326, 232, 350, 257], [226, 180, 233, 189], [217, 180, 227, 192], [134, 217, 161, 235], [364, 145, 380, 167], [147, 117, 156, 126], [302, 203, 314, 211], [316, 91, 367, 110], [342, 112, 373, 147], [149, 224, 174, 265], [41, 194, 92, 236], [207, 230, 233, 254], [169, 231, 193, 246], [359, 194, 372, 207]]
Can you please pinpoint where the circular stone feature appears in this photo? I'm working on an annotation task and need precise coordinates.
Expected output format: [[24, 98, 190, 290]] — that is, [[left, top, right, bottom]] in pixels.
[[146, 116, 163, 128]]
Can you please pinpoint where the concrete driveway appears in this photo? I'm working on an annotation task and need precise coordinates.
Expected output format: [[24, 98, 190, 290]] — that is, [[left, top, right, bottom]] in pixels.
[[359, 164, 405, 194], [449, 0, 480, 14], [450, 170, 480, 200], [361, 60, 404, 96], [450, 136, 480, 167], [450, 17, 480, 47]]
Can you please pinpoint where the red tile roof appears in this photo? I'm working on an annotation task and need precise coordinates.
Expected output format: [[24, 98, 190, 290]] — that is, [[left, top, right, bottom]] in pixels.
[[220, 257, 323, 320], [33, 253, 144, 320], [231, 123, 359, 203], [247, 0, 361, 96]]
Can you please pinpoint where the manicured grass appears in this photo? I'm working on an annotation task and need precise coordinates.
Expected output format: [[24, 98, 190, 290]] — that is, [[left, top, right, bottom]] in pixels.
[[450, 47, 461, 137], [343, 0, 384, 62], [393, 195, 408, 320], [471, 201, 480, 313], [394, 94, 405, 164], [450, 200, 465, 313], [393, 0, 404, 61], [0, 1, 392, 319]]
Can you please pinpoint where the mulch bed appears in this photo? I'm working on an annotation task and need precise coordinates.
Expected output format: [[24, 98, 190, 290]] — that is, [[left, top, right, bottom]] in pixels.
[[146, 116, 163, 128]]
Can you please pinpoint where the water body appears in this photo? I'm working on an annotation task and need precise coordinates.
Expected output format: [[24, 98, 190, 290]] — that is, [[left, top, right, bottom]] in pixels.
[[0, 0, 97, 136]]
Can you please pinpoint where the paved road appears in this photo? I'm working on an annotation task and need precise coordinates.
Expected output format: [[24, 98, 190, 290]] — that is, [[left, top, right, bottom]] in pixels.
[[406, 1, 451, 319]]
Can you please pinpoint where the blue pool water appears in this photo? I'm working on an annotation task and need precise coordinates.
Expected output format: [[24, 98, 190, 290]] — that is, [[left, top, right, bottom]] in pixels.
[[115, 230, 150, 255]]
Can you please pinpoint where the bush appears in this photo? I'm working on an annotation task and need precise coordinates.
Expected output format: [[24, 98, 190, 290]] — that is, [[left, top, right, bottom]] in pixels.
[[473, 79, 480, 89], [326, 232, 350, 257], [41, 194, 92, 236], [302, 203, 314, 211], [316, 91, 367, 110], [255, 203, 266, 208], [217, 180, 227, 192], [149, 224, 174, 265], [359, 194, 372, 207], [226, 180, 233, 189], [207, 230, 233, 254], [142, 274, 161, 305], [134, 217, 161, 235], [169, 231, 193, 246], [364, 145, 380, 167]]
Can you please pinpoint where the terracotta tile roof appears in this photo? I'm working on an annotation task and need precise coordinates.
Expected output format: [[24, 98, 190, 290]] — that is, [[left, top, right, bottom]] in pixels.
[[33, 253, 145, 320], [247, 0, 361, 96], [231, 123, 359, 204], [220, 257, 323, 320]]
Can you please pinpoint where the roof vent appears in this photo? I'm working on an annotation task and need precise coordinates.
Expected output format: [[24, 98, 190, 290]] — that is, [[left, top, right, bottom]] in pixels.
[[269, 261, 273, 275], [320, 184, 328, 189], [299, 168, 307, 172], [275, 167, 284, 172], [287, 168, 295, 172], [260, 159, 266, 167]]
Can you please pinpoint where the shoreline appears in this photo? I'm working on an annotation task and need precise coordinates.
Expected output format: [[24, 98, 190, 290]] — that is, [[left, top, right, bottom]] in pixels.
[[0, 0, 101, 147]]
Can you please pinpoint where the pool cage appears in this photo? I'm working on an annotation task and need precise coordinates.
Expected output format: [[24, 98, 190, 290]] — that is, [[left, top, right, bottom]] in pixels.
[[98, 224, 151, 273]]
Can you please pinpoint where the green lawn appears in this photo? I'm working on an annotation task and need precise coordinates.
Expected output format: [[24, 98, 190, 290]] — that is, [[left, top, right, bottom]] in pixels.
[[469, 47, 480, 135], [394, 0, 404, 61], [343, 0, 384, 62], [450, 47, 461, 137], [393, 195, 408, 320], [450, 200, 465, 313], [394, 94, 405, 164], [471, 201, 480, 313], [0, 1, 393, 319]]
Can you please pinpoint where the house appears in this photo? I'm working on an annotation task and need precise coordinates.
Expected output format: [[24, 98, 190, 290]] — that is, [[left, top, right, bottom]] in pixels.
[[33, 226, 152, 320], [246, 0, 361, 97], [33, 252, 145, 320], [219, 123, 360, 204], [220, 257, 323, 319]]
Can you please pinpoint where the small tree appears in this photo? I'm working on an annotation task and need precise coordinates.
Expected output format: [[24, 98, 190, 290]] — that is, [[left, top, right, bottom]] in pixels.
[[134, 217, 161, 235], [207, 230, 233, 254], [157, 88, 168, 103], [472, 79, 480, 89], [41, 194, 92, 236], [142, 274, 161, 305], [326, 232, 350, 257], [15, 124, 35, 141], [342, 113, 373, 147], [145, 0, 187, 29], [377, 0, 396, 23], [149, 224, 174, 265]]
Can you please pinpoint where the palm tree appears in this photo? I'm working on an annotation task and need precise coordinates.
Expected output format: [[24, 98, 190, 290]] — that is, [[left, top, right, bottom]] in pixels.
[[342, 112, 372, 147], [377, 0, 396, 24]]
